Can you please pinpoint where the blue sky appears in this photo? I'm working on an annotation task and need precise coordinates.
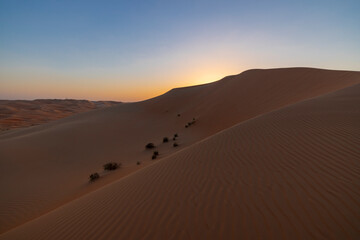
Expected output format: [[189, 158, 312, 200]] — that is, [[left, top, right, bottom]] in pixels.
[[0, 0, 359, 101]]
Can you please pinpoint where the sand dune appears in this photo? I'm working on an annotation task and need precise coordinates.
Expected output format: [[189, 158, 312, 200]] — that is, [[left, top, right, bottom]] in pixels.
[[1, 75, 359, 240], [0, 68, 359, 238], [0, 99, 119, 131]]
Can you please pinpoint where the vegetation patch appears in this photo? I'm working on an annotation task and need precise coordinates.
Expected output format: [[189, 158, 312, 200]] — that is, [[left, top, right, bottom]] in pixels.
[[185, 118, 196, 128], [103, 162, 120, 171], [89, 172, 100, 182], [145, 143, 155, 149]]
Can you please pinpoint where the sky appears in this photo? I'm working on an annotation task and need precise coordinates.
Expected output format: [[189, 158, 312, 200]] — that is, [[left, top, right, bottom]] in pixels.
[[0, 0, 359, 101]]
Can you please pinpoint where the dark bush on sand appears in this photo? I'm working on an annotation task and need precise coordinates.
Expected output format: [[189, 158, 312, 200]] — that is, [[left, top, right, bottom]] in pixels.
[[89, 173, 100, 182], [145, 143, 155, 149], [103, 162, 120, 171]]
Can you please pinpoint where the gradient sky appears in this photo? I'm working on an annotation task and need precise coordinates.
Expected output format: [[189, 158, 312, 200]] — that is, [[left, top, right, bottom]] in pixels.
[[1, 0, 359, 101]]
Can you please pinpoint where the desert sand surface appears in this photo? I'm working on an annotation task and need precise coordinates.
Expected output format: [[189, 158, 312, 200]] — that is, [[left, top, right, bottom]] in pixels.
[[0, 68, 359, 239], [0, 99, 119, 131]]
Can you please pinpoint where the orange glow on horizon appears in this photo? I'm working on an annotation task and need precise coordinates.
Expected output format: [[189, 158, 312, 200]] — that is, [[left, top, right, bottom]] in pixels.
[[0, 64, 242, 102]]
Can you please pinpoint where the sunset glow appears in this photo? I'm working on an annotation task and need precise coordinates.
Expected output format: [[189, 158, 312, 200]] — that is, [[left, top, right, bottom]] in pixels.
[[1, 0, 359, 101]]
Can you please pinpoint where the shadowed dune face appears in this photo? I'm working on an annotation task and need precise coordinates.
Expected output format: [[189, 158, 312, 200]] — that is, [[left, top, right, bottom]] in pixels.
[[1, 77, 359, 240], [0, 99, 119, 131], [0, 68, 359, 237]]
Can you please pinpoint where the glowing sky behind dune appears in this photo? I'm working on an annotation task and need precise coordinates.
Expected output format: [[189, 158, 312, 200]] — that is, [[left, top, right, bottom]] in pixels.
[[1, 0, 359, 101]]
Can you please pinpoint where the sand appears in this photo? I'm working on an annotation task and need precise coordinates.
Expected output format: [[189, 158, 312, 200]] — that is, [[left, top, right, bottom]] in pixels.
[[0, 67, 359, 239], [0, 99, 119, 131]]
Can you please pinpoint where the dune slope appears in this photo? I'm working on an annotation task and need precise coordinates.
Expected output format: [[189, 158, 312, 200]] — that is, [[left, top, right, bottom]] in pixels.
[[0, 68, 359, 234], [1, 80, 359, 240]]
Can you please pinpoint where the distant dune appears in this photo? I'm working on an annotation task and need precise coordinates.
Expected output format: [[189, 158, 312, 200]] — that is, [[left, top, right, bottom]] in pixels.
[[0, 99, 119, 131], [0, 68, 359, 239]]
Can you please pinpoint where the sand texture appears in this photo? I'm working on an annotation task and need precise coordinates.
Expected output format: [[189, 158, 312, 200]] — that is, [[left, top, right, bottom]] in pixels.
[[0, 99, 119, 131], [0, 68, 359, 239]]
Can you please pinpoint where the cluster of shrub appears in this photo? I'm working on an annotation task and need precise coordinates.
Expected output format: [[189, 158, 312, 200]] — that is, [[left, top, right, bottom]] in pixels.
[[152, 150, 159, 159], [89, 162, 121, 182], [185, 118, 196, 128], [172, 134, 179, 147], [162, 134, 179, 143], [145, 133, 179, 160], [90, 132, 182, 182], [145, 143, 159, 159]]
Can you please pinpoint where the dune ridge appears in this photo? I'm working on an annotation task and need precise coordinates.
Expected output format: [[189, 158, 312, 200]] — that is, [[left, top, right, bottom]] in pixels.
[[0, 68, 359, 237], [1, 80, 359, 240]]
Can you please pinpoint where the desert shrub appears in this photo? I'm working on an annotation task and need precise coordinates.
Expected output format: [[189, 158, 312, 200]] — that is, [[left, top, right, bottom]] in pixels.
[[145, 143, 155, 149], [177, 114, 181, 117], [152, 155, 157, 160], [137, 161, 141, 165], [174, 133, 178, 138], [89, 172, 100, 182], [163, 137, 169, 143], [186, 119, 196, 127], [154, 151, 159, 156], [173, 142, 179, 147], [103, 162, 120, 171]]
